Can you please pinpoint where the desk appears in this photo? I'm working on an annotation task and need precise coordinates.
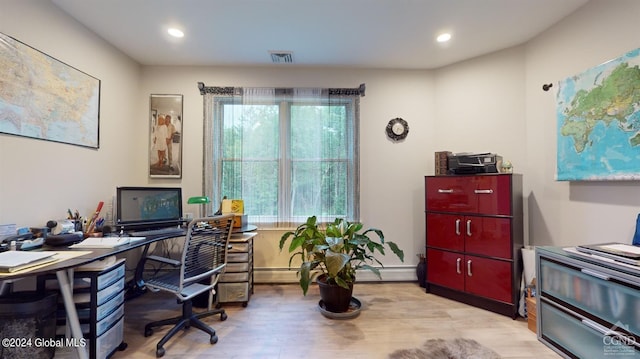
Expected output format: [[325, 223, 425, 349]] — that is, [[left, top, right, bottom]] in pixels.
[[0, 230, 185, 359]]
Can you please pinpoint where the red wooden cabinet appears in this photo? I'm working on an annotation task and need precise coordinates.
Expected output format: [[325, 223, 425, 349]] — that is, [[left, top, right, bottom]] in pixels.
[[464, 254, 512, 303], [426, 213, 511, 258], [426, 249, 464, 291], [425, 174, 523, 318], [427, 249, 513, 303], [464, 216, 512, 258], [426, 175, 512, 215]]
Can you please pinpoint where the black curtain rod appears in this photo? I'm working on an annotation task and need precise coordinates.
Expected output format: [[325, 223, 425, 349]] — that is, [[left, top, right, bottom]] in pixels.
[[197, 82, 365, 97]]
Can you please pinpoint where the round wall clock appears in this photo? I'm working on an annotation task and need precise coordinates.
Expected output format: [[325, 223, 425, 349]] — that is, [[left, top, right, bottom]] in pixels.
[[386, 117, 409, 141]]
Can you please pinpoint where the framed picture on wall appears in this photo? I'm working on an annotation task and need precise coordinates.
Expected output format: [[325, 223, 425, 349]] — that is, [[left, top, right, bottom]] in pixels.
[[149, 94, 183, 178]]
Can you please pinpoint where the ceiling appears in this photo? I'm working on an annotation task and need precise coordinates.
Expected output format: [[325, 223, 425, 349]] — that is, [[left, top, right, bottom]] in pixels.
[[51, 0, 589, 70]]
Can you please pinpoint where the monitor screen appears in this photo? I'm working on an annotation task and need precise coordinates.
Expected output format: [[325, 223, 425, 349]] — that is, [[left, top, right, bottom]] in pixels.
[[115, 186, 183, 231]]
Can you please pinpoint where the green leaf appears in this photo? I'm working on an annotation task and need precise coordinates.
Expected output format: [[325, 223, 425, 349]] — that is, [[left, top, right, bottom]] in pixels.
[[363, 228, 384, 242], [346, 222, 362, 237], [325, 236, 344, 252], [299, 261, 312, 295], [279, 231, 294, 250], [290, 235, 307, 251], [287, 251, 303, 268], [305, 215, 318, 228], [334, 276, 351, 290], [325, 251, 350, 277], [387, 241, 405, 262]]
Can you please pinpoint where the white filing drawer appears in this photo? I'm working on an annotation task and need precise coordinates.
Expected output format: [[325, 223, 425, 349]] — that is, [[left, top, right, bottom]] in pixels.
[[96, 303, 124, 336], [95, 317, 124, 359], [96, 290, 124, 321], [97, 263, 125, 290], [38, 258, 127, 359], [96, 278, 124, 305]]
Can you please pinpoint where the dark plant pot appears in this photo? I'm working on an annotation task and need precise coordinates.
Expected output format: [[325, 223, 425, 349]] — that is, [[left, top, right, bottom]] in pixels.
[[317, 274, 353, 313], [416, 258, 426, 288]]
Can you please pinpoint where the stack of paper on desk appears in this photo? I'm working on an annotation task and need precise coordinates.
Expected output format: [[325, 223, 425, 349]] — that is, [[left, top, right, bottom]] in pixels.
[[0, 251, 58, 272], [69, 237, 131, 249]]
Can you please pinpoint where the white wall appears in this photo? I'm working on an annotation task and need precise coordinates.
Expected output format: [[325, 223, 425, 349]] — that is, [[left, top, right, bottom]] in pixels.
[[2, 0, 640, 283], [434, 45, 527, 175], [523, 0, 640, 246], [0, 0, 142, 226]]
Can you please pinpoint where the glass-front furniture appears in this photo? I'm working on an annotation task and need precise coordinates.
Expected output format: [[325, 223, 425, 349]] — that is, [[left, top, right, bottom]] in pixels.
[[536, 247, 640, 358]]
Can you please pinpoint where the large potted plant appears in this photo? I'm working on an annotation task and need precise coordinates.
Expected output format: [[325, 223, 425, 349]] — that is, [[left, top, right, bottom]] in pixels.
[[279, 216, 404, 313]]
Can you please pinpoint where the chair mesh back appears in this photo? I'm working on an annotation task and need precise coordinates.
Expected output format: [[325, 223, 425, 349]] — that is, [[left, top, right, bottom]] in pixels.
[[182, 215, 234, 285]]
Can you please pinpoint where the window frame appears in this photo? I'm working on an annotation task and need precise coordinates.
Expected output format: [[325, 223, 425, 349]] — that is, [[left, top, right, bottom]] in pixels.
[[204, 90, 360, 227]]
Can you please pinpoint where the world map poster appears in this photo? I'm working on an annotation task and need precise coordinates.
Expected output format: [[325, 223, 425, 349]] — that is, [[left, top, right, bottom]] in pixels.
[[0, 32, 100, 148], [557, 48, 640, 181]]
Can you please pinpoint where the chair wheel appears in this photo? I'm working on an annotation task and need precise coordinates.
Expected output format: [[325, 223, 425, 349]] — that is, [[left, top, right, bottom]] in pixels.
[[210, 335, 218, 344], [242, 302, 248, 307], [220, 312, 228, 321], [144, 328, 153, 337], [118, 342, 128, 351], [156, 347, 165, 357]]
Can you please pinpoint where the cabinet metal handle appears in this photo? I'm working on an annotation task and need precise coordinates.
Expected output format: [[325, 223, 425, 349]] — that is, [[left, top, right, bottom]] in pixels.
[[582, 318, 632, 344], [581, 268, 610, 281], [438, 189, 454, 193], [581, 318, 610, 335], [474, 189, 493, 194], [455, 219, 461, 235], [466, 219, 472, 236], [456, 258, 462, 274], [467, 260, 472, 276]]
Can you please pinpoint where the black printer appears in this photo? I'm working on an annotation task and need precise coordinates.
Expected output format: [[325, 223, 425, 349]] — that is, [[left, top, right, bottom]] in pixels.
[[447, 153, 502, 174]]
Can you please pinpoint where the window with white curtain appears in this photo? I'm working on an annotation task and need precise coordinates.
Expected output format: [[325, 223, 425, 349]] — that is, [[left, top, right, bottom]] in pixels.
[[201, 84, 364, 227]]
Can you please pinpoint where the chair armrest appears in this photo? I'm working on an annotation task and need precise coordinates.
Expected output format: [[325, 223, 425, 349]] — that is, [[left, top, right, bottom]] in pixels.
[[183, 263, 226, 286], [145, 255, 181, 267]]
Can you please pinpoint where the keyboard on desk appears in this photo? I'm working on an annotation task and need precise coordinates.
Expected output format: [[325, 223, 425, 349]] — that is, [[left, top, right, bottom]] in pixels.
[[128, 227, 185, 238]]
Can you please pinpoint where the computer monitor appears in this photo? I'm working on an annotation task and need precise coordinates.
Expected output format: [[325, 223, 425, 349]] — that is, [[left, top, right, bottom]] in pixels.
[[115, 186, 183, 231]]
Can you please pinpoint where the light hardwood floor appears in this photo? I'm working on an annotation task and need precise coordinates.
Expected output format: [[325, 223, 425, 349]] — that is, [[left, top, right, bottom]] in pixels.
[[112, 282, 560, 359]]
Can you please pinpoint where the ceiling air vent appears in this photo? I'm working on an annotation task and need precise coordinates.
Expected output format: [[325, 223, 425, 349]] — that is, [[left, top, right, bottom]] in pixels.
[[269, 51, 294, 64]]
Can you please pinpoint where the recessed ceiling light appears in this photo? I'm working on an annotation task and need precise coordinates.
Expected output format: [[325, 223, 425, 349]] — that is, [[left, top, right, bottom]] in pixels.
[[436, 33, 452, 43], [168, 28, 184, 38]]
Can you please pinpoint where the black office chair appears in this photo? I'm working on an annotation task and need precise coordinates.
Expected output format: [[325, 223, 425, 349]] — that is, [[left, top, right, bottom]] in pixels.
[[141, 214, 234, 357]]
